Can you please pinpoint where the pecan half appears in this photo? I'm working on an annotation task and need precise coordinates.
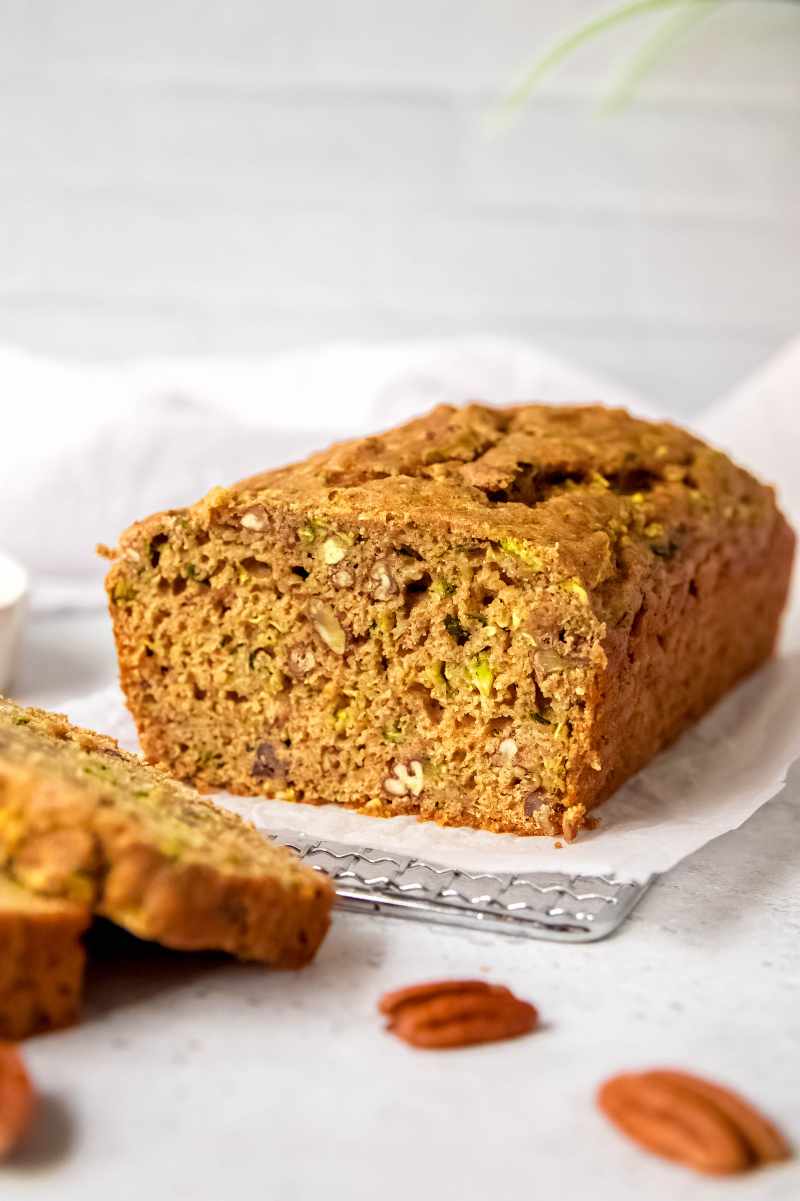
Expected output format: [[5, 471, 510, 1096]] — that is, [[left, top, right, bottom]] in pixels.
[[378, 979, 538, 1050], [0, 1045, 36, 1160], [597, 1069, 791, 1175]]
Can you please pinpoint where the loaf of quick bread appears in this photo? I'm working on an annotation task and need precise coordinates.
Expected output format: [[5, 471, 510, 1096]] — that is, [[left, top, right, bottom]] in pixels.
[[102, 403, 795, 841]]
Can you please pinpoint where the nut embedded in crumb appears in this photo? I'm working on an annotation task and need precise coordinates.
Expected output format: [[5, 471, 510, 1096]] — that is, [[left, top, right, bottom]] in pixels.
[[250, 741, 286, 780], [383, 759, 424, 798], [332, 567, 354, 589], [286, 644, 316, 678], [533, 648, 567, 677], [241, 557, 271, 579], [523, 789, 545, 817], [307, 600, 346, 655], [322, 537, 347, 565], [498, 738, 518, 762], [370, 560, 397, 601], [527, 800, 561, 836], [240, 505, 268, 531]]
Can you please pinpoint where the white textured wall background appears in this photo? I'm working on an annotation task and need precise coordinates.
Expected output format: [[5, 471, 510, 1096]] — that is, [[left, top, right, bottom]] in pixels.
[[1, 0, 799, 414]]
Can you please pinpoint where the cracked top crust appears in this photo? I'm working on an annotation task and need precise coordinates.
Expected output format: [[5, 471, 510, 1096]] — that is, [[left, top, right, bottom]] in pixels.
[[236, 402, 773, 520], [107, 403, 785, 625], [235, 403, 782, 598]]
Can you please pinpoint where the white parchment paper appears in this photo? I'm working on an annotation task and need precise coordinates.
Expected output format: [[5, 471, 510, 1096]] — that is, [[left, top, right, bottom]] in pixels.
[[63, 340, 800, 883]]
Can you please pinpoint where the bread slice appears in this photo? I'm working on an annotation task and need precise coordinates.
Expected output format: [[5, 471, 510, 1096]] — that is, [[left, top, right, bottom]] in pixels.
[[0, 695, 333, 967], [0, 872, 89, 1040], [102, 402, 794, 841]]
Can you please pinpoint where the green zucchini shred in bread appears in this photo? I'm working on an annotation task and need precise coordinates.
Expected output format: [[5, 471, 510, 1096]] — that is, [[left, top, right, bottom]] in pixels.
[[102, 403, 795, 841], [0, 696, 333, 966]]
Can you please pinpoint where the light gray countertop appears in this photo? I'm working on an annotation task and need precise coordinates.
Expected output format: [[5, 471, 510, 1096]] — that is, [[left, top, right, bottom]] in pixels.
[[6, 609, 800, 1201]]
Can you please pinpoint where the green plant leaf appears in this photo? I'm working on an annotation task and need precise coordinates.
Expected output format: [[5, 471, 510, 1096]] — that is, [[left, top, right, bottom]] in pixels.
[[600, 0, 724, 112], [491, 0, 711, 125]]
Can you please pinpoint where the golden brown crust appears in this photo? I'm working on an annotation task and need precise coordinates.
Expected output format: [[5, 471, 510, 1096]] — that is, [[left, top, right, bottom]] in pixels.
[[570, 507, 795, 811], [0, 874, 89, 1040], [102, 403, 795, 840], [116, 404, 783, 609], [0, 697, 333, 967]]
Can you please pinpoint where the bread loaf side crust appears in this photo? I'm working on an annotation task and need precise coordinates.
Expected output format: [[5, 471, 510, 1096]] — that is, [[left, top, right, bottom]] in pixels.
[[571, 503, 794, 811]]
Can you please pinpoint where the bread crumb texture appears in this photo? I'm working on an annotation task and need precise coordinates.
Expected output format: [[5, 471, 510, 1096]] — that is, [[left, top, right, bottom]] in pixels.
[[104, 403, 795, 841]]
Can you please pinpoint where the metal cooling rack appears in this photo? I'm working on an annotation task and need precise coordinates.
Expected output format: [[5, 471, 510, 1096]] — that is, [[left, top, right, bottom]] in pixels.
[[267, 828, 653, 942]]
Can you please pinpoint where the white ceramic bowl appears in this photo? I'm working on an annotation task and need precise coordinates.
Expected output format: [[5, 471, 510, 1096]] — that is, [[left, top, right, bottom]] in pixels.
[[0, 549, 28, 693]]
